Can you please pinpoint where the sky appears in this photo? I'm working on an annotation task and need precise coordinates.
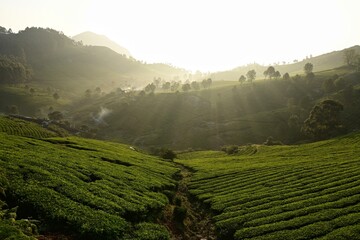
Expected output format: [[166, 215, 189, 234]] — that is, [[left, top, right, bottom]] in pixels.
[[1, 0, 359, 72]]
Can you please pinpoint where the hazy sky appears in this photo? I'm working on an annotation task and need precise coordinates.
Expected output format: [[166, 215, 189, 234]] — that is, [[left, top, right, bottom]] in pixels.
[[1, 0, 359, 72]]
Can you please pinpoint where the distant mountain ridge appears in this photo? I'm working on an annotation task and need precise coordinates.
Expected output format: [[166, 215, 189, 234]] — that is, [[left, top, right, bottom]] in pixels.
[[0, 27, 188, 92], [73, 31, 131, 57], [211, 45, 360, 81]]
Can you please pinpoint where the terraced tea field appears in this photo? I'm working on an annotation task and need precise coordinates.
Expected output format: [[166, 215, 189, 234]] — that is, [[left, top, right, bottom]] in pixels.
[[0, 119, 179, 239], [0, 116, 57, 138], [177, 134, 360, 239]]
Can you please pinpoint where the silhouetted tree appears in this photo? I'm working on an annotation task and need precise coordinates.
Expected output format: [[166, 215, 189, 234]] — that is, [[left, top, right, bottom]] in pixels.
[[283, 72, 290, 81], [343, 49, 357, 67], [246, 70, 256, 82], [53, 92, 60, 101], [264, 66, 275, 79], [162, 82, 171, 91], [182, 83, 191, 92], [85, 89, 92, 97], [304, 63, 313, 75], [302, 100, 344, 140], [145, 83, 156, 93], [306, 72, 315, 83], [48, 111, 63, 121], [239, 75, 246, 84], [6, 105, 19, 115], [207, 78, 213, 87], [201, 79, 212, 88], [138, 90, 146, 97], [152, 148, 177, 160], [274, 71, 281, 80], [190, 81, 200, 90]]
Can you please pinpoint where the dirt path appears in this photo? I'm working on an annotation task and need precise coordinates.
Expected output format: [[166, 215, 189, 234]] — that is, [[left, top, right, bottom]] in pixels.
[[162, 163, 216, 240]]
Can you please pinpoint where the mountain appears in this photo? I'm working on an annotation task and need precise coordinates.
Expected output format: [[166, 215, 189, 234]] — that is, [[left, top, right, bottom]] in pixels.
[[0, 27, 188, 93], [210, 45, 360, 81], [73, 31, 131, 57]]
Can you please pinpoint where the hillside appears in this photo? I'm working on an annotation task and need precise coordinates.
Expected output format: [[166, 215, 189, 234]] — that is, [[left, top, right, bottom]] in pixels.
[[72, 31, 131, 57], [1, 116, 360, 239], [0, 116, 178, 239], [177, 132, 360, 239], [67, 67, 360, 150], [0, 27, 188, 93], [211, 45, 360, 81]]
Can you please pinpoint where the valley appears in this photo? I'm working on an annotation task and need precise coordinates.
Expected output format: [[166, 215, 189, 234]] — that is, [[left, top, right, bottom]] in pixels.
[[0, 25, 360, 239]]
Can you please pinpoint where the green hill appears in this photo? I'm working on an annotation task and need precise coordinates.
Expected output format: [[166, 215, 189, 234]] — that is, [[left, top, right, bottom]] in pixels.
[[68, 67, 360, 150], [177, 132, 360, 239], [0, 27, 188, 93], [210, 45, 360, 81]]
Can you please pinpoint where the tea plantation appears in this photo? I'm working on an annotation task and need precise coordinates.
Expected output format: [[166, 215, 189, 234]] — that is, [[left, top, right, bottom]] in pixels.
[[0, 117, 179, 239], [177, 133, 360, 239], [1, 115, 360, 239]]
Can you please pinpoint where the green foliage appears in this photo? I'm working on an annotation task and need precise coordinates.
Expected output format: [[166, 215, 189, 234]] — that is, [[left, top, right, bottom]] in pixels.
[[239, 75, 246, 83], [304, 63, 314, 74], [221, 145, 239, 154], [133, 223, 170, 240], [176, 132, 360, 239], [173, 206, 187, 223], [0, 116, 57, 138], [48, 111, 63, 121], [0, 55, 32, 83], [263, 136, 283, 146], [0, 119, 178, 238], [343, 48, 358, 67], [302, 100, 345, 140], [246, 70, 256, 82], [152, 148, 177, 160]]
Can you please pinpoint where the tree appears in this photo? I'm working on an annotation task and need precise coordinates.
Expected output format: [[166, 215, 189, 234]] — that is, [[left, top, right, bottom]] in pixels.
[[283, 72, 290, 81], [201, 79, 212, 88], [152, 148, 177, 160], [264, 66, 275, 79], [304, 63, 313, 75], [239, 75, 246, 84], [53, 92, 60, 101], [207, 78, 212, 87], [306, 72, 315, 83], [48, 111, 63, 121], [145, 83, 156, 93], [85, 89, 92, 97], [190, 81, 200, 90], [302, 100, 345, 140], [29, 88, 35, 95], [182, 83, 191, 92], [6, 105, 19, 115], [274, 71, 281, 80], [343, 49, 357, 67], [162, 82, 171, 91], [246, 70, 256, 82], [95, 87, 101, 95]]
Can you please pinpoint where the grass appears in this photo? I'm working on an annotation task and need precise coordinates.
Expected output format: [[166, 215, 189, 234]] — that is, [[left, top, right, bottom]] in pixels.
[[0, 117, 179, 239], [176, 132, 360, 239]]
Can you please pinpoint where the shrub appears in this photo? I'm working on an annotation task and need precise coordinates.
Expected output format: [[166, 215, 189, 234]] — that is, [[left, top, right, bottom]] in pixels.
[[221, 145, 239, 154], [173, 206, 187, 222]]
